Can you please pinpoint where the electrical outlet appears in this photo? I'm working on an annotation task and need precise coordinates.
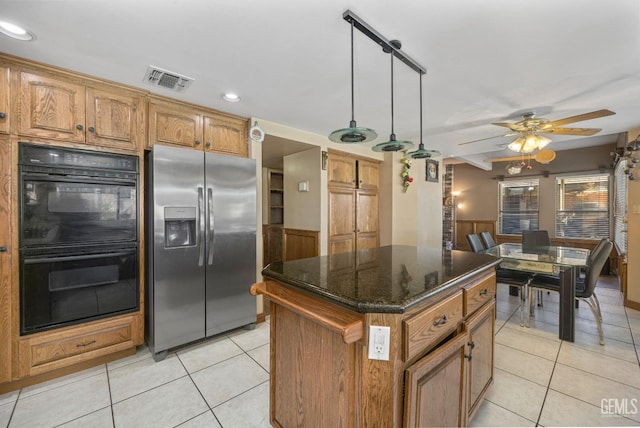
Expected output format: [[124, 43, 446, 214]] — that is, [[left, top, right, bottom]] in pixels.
[[368, 325, 390, 361]]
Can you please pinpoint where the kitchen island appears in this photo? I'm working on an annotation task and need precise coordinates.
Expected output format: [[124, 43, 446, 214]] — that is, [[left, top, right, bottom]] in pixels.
[[251, 245, 500, 427]]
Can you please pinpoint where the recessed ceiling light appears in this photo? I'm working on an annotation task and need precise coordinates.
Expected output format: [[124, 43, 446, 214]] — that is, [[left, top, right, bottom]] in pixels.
[[0, 21, 35, 41], [222, 93, 240, 103]]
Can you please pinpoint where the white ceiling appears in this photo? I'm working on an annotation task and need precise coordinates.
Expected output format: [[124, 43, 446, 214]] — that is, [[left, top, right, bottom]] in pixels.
[[2, 0, 639, 168]]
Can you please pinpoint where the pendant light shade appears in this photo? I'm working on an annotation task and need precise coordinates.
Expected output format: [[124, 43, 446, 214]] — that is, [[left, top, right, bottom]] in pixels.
[[373, 46, 414, 152], [329, 21, 377, 144], [406, 73, 441, 159]]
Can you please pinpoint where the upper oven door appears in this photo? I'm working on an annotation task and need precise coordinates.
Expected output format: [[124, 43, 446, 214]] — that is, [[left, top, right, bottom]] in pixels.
[[20, 173, 137, 248]]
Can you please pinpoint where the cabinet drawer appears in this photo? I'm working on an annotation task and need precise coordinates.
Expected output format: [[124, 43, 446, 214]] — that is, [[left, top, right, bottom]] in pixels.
[[30, 323, 132, 368], [463, 272, 496, 316], [404, 291, 463, 362]]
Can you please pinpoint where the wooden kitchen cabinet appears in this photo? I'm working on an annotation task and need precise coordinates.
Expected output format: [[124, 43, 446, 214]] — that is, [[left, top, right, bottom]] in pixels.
[[253, 263, 498, 427], [465, 300, 495, 419], [0, 65, 9, 134], [16, 313, 143, 378], [404, 332, 469, 427], [17, 69, 144, 152], [0, 135, 12, 384], [148, 97, 249, 157], [328, 150, 379, 255]]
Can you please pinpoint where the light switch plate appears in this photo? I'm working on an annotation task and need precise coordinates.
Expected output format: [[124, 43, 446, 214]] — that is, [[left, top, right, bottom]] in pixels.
[[368, 325, 390, 361]]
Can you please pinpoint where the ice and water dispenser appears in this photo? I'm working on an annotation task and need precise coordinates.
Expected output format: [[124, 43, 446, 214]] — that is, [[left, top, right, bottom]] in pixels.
[[164, 207, 196, 248]]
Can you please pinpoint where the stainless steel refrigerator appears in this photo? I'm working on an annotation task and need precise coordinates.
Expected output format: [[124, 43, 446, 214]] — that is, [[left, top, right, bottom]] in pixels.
[[145, 144, 256, 361]]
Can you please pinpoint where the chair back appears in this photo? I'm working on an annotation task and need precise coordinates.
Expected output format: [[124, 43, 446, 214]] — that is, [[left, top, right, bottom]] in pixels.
[[522, 230, 550, 253], [466, 233, 485, 253], [588, 238, 609, 264], [480, 231, 496, 249], [581, 239, 613, 298]]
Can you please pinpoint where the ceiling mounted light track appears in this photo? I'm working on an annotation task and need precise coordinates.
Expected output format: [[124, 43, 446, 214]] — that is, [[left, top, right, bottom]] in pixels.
[[328, 20, 377, 144], [330, 10, 428, 152], [373, 44, 414, 152], [406, 72, 441, 159]]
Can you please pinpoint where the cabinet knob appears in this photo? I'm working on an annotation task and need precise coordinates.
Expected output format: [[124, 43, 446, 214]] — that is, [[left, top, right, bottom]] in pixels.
[[0, 246, 7, 252], [88, 126, 95, 133], [0, 112, 6, 119], [76, 124, 83, 131], [195, 140, 201, 146], [205, 141, 211, 148], [468, 341, 475, 349], [464, 354, 473, 361], [479, 288, 489, 297]]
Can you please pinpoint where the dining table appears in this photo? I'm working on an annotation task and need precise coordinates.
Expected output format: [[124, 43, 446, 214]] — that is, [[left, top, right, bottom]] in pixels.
[[484, 242, 590, 342]]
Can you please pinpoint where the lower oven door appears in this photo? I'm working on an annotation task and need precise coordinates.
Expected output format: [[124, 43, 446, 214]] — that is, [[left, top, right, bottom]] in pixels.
[[20, 244, 139, 335]]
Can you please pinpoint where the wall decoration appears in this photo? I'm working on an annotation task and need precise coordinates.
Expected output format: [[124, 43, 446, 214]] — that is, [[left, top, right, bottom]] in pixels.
[[426, 159, 439, 182], [401, 157, 414, 192]]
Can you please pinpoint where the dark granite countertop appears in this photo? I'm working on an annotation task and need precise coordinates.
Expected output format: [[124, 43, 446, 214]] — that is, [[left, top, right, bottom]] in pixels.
[[261, 245, 500, 314]]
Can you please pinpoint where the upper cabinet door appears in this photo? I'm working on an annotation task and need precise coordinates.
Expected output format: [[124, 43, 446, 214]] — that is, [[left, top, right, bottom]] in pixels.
[[328, 153, 357, 188], [0, 66, 9, 134], [149, 102, 202, 149], [358, 159, 379, 190], [18, 71, 85, 142], [203, 115, 248, 157], [86, 87, 143, 152]]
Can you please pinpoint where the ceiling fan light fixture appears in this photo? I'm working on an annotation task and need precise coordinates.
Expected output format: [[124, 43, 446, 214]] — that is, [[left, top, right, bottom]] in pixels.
[[507, 137, 525, 152]]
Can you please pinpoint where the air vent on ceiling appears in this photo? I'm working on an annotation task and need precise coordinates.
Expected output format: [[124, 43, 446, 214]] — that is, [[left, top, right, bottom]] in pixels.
[[143, 66, 194, 92]]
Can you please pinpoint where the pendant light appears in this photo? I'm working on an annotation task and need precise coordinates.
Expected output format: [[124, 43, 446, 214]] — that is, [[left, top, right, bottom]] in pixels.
[[406, 73, 441, 159], [328, 20, 377, 144], [373, 44, 414, 152]]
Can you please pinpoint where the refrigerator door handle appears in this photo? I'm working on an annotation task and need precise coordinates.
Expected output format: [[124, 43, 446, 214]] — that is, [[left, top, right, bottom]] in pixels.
[[207, 187, 214, 265], [198, 186, 205, 266]]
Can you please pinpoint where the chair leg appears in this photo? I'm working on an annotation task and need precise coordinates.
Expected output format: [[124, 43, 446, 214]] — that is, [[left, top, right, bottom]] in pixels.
[[519, 285, 525, 327], [537, 290, 544, 307], [592, 292, 603, 321], [580, 296, 604, 345]]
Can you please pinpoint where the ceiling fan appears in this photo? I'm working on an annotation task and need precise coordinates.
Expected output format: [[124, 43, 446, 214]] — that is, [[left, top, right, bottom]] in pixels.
[[458, 109, 616, 148]]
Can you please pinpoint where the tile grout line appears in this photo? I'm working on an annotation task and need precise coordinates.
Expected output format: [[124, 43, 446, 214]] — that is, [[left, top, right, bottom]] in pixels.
[[105, 362, 116, 428], [175, 351, 224, 428], [534, 339, 564, 427]]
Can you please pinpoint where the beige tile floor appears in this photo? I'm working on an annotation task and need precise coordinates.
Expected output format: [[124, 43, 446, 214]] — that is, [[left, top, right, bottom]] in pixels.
[[0, 276, 638, 427]]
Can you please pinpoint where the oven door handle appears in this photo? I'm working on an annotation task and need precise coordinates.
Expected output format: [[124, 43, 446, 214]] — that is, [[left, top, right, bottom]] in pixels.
[[198, 186, 205, 267], [24, 251, 134, 264], [207, 187, 214, 266], [21, 172, 137, 187]]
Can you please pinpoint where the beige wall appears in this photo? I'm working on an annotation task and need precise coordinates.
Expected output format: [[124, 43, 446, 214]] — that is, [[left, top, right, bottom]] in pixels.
[[283, 148, 322, 231]]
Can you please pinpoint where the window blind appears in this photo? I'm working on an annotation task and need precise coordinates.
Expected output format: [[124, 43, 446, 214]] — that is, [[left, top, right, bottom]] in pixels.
[[555, 174, 610, 239], [498, 179, 539, 235], [614, 160, 628, 254]]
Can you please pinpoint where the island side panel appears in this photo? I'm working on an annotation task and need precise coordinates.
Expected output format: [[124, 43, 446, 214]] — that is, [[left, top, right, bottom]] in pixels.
[[359, 312, 405, 428], [270, 301, 358, 427]]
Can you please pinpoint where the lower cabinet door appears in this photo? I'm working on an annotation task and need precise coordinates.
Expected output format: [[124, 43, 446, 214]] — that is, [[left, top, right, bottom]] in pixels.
[[404, 331, 468, 427], [466, 299, 496, 419]]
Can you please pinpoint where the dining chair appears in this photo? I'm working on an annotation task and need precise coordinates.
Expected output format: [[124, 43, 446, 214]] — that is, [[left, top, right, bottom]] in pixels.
[[527, 238, 613, 344], [479, 231, 497, 249], [466, 233, 485, 253], [469, 233, 532, 326], [522, 230, 550, 253]]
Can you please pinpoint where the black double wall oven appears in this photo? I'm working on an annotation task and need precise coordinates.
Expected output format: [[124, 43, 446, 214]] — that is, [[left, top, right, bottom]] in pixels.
[[19, 143, 139, 335]]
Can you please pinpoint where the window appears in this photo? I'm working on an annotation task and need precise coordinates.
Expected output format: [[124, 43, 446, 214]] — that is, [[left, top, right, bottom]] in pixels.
[[498, 179, 539, 235], [555, 174, 610, 239], [613, 160, 627, 254]]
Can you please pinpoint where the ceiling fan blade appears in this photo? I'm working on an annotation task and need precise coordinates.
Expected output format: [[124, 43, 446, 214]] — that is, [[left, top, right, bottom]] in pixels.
[[483, 155, 524, 163], [492, 122, 520, 130], [543, 127, 601, 136], [457, 133, 516, 145], [542, 109, 615, 128]]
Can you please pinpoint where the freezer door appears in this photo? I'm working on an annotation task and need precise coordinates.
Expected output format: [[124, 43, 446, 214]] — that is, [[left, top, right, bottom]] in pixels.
[[205, 152, 257, 336], [149, 145, 206, 352]]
